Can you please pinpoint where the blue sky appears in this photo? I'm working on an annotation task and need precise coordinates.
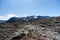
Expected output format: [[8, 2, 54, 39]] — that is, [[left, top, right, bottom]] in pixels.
[[0, 0, 60, 20]]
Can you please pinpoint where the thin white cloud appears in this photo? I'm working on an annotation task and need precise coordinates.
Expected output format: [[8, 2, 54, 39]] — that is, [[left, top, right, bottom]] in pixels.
[[0, 13, 19, 20]]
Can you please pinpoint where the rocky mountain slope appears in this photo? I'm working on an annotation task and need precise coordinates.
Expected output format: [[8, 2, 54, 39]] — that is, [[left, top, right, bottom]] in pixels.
[[6, 16, 49, 23], [0, 16, 60, 40]]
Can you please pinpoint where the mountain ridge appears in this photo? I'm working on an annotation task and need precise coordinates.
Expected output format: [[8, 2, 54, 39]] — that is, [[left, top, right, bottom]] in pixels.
[[6, 16, 50, 23]]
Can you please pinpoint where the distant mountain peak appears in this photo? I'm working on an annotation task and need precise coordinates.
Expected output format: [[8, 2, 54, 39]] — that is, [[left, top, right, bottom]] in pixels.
[[6, 16, 50, 23]]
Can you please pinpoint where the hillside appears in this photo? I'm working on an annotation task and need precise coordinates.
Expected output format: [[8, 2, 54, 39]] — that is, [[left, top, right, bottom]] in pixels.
[[0, 16, 60, 40]]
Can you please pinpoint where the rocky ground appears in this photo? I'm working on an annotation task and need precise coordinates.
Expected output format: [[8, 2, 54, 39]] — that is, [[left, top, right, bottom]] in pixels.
[[0, 17, 60, 40], [8, 25, 60, 40]]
